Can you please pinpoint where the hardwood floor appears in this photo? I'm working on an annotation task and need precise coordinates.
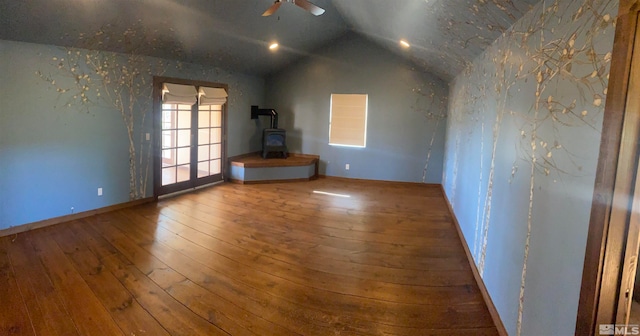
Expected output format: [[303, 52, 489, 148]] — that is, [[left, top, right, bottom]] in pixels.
[[0, 177, 498, 335]]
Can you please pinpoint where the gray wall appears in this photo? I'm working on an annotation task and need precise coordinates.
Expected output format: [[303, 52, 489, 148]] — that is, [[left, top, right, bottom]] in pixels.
[[265, 34, 448, 183], [0, 39, 264, 229], [0, 41, 7, 226], [442, 0, 618, 334]]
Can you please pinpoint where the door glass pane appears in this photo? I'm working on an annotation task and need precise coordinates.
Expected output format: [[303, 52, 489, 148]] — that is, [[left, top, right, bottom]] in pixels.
[[176, 164, 190, 183], [161, 130, 174, 148], [210, 144, 221, 160], [198, 145, 210, 161], [211, 128, 221, 143], [211, 111, 221, 127], [198, 129, 210, 145], [177, 147, 190, 165], [210, 159, 221, 175], [162, 167, 176, 185], [177, 130, 191, 147], [177, 110, 191, 129], [199, 111, 210, 128], [197, 162, 209, 178], [162, 149, 175, 166], [162, 110, 175, 129]]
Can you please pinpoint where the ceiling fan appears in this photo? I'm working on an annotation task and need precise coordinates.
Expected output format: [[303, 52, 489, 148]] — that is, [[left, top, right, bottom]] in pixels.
[[262, 0, 325, 17]]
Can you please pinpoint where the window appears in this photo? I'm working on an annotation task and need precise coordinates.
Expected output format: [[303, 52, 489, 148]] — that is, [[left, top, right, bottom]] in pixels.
[[329, 94, 368, 147]]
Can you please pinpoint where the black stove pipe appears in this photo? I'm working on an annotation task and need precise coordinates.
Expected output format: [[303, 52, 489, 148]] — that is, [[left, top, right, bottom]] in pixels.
[[251, 105, 279, 129]]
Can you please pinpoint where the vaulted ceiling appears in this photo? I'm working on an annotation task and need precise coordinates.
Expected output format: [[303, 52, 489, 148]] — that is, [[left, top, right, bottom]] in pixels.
[[0, 0, 539, 81]]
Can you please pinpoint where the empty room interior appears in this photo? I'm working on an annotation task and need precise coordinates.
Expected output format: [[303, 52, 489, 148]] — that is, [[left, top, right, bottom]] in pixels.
[[1, 0, 639, 335]]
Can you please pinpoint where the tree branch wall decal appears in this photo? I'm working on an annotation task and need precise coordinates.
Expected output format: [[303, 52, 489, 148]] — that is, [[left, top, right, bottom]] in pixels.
[[32, 23, 221, 200], [444, 0, 616, 333]]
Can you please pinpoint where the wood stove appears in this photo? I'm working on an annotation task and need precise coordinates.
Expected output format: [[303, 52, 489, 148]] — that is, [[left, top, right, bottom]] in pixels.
[[262, 129, 287, 158], [251, 105, 288, 158]]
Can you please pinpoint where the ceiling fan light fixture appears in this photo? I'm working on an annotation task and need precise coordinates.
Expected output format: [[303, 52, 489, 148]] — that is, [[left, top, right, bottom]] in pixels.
[[269, 42, 279, 50], [262, 0, 325, 16], [399, 40, 411, 48]]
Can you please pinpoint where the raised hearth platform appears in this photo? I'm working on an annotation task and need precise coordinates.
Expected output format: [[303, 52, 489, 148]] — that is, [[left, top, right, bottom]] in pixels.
[[228, 153, 319, 184]]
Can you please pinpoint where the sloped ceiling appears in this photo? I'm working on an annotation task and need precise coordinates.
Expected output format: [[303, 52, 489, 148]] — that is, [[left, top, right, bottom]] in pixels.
[[333, 0, 539, 80], [0, 0, 539, 80]]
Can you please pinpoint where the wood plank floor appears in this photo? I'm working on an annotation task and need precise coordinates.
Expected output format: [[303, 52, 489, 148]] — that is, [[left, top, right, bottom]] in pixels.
[[0, 177, 498, 335]]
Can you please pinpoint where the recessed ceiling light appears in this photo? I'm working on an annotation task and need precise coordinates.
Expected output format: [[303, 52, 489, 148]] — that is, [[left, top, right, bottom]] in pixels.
[[399, 40, 410, 48], [269, 42, 279, 50]]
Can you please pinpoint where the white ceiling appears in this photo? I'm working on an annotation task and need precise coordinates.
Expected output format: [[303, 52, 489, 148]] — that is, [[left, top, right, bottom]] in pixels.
[[0, 0, 539, 80]]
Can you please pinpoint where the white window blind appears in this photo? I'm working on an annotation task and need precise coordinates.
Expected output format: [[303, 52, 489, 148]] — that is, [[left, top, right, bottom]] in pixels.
[[162, 83, 198, 105], [329, 94, 368, 147], [199, 87, 227, 105]]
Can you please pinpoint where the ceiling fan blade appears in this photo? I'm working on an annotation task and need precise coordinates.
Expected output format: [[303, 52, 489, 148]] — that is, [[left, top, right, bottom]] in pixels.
[[293, 0, 325, 16], [262, 1, 282, 16]]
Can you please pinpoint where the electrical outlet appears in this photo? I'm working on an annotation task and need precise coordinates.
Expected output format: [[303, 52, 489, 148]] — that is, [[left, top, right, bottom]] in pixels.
[[345, 164, 350, 170], [146, 133, 150, 141], [98, 187, 103, 196]]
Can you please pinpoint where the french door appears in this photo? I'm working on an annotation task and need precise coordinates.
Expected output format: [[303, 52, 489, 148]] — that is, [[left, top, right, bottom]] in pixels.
[[153, 77, 227, 197]]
